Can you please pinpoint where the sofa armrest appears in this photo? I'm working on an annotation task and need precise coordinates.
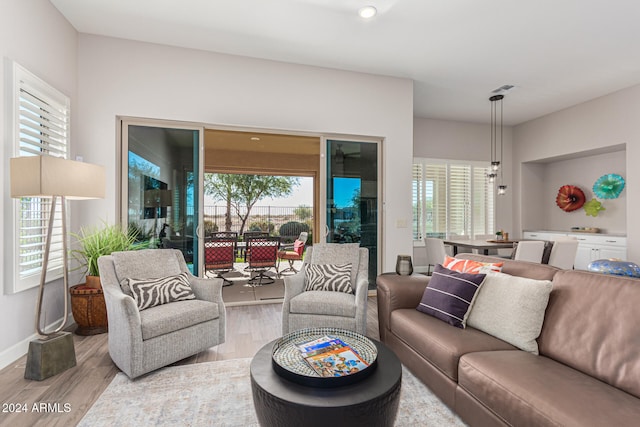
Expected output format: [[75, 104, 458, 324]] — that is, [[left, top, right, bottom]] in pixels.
[[376, 273, 429, 342]]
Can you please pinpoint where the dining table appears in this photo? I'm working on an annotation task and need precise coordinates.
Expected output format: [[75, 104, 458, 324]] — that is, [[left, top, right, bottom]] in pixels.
[[443, 239, 517, 256]]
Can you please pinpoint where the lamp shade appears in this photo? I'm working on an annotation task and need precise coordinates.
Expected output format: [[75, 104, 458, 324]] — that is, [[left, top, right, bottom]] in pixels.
[[10, 156, 105, 199]]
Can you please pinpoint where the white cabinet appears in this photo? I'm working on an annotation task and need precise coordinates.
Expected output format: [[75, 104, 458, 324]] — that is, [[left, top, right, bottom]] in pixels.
[[522, 231, 564, 241], [522, 231, 627, 270], [569, 235, 627, 270]]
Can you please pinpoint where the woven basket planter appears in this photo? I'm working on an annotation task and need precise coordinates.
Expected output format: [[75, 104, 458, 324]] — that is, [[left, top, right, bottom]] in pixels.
[[70, 284, 108, 335]]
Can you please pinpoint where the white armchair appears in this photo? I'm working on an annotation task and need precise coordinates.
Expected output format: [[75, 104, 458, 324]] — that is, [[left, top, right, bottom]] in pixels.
[[281, 243, 369, 336], [98, 249, 225, 378]]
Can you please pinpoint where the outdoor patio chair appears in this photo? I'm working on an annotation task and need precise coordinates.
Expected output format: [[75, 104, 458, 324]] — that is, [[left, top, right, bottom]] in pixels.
[[204, 236, 236, 286], [242, 231, 269, 261], [246, 236, 281, 286], [277, 232, 308, 275]]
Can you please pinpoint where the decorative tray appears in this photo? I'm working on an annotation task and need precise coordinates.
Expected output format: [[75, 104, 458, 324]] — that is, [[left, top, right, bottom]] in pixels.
[[570, 228, 600, 233], [486, 240, 517, 243], [271, 327, 378, 388]]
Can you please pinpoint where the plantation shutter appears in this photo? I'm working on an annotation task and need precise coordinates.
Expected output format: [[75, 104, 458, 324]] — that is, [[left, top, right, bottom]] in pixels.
[[472, 165, 495, 236], [448, 165, 471, 237], [412, 163, 423, 239], [12, 63, 70, 289], [413, 158, 495, 241], [425, 163, 447, 237]]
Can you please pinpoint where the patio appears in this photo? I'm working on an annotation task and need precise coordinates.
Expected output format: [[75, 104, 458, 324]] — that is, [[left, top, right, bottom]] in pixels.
[[211, 260, 304, 305]]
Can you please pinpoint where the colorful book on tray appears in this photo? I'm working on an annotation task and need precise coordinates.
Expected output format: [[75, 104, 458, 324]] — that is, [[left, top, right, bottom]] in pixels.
[[296, 335, 369, 377]]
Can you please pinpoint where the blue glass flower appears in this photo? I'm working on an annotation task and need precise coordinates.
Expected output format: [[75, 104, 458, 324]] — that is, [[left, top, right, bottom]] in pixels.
[[593, 174, 625, 199]]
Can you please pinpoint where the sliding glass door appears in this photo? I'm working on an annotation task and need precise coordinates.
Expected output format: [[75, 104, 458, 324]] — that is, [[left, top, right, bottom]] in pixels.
[[122, 122, 203, 274], [325, 139, 380, 288]]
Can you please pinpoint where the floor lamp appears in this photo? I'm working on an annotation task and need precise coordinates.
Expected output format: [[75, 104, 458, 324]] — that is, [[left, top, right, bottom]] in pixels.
[[10, 155, 105, 380]]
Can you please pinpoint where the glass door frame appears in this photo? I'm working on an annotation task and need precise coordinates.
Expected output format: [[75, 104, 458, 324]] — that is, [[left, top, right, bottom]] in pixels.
[[118, 117, 205, 274], [320, 136, 383, 280]]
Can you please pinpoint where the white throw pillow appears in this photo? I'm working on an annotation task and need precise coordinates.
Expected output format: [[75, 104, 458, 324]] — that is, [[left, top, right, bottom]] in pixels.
[[466, 272, 552, 354]]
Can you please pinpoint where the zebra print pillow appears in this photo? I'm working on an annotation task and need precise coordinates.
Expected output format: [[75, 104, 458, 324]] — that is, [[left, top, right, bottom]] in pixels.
[[304, 263, 353, 294], [127, 272, 196, 311]]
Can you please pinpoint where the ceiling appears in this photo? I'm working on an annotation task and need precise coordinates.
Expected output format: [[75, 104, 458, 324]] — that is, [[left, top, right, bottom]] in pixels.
[[51, 0, 640, 125]]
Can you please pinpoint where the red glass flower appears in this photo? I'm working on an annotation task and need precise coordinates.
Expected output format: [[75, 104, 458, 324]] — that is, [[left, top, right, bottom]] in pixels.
[[556, 185, 586, 212]]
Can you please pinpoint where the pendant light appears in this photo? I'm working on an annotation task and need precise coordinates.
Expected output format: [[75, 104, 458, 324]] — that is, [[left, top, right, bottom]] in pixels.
[[488, 94, 507, 195]]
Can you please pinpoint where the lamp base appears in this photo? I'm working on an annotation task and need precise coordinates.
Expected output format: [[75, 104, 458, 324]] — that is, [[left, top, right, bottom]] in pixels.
[[24, 332, 77, 381]]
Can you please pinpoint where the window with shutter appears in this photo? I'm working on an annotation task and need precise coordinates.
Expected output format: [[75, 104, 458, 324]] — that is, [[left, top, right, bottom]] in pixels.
[[7, 61, 70, 293], [412, 158, 494, 241]]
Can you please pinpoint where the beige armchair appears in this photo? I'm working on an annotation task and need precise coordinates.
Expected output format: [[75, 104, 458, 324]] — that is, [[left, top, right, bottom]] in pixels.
[[98, 249, 225, 378], [281, 243, 369, 335]]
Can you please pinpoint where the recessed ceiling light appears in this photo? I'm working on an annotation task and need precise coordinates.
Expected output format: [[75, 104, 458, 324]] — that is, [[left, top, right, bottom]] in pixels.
[[358, 6, 377, 19], [250, 137, 260, 141]]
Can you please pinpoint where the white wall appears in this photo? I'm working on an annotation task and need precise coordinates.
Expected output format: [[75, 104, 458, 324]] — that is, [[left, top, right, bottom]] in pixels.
[[413, 117, 514, 235], [75, 34, 414, 276], [0, 0, 78, 366], [514, 84, 640, 262]]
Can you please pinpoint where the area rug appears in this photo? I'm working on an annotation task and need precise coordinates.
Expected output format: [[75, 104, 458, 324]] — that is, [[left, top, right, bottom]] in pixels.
[[78, 358, 466, 427]]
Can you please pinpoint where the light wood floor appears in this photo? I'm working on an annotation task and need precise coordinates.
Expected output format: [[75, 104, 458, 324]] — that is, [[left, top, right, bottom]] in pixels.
[[0, 298, 380, 427]]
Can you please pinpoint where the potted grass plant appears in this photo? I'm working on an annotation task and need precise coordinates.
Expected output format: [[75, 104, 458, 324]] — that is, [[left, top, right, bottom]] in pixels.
[[69, 222, 144, 335], [71, 221, 143, 289]]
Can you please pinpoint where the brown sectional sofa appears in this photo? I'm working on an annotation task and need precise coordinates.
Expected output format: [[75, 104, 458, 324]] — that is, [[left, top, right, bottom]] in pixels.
[[377, 253, 640, 426]]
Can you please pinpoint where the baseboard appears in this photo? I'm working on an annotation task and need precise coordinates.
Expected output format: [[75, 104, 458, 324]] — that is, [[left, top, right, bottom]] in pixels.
[[0, 314, 74, 371]]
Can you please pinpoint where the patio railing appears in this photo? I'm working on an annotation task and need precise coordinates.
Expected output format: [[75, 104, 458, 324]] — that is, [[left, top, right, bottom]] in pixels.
[[203, 205, 312, 239]]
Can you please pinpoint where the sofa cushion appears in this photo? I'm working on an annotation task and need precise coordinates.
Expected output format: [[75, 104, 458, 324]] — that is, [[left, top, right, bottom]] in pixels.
[[538, 269, 640, 398], [467, 272, 552, 354], [139, 299, 219, 340], [459, 350, 640, 426], [290, 290, 357, 318], [127, 272, 196, 311], [416, 264, 485, 328], [304, 263, 353, 293], [443, 256, 503, 274], [390, 308, 516, 381]]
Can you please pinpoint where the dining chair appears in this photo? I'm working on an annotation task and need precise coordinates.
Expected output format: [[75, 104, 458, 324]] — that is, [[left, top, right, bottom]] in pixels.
[[513, 240, 546, 263], [547, 238, 579, 269], [246, 236, 281, 286], [424, 237, 447, 275], [204, 236, 236, 286]]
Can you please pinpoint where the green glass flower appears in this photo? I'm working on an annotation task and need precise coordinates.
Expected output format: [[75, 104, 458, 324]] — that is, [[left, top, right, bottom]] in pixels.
[[593, 174, 625, 199], [583, 199, 605, 217]]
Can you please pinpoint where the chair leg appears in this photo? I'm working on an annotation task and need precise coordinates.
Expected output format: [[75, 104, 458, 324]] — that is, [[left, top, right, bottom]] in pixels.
[[207, 271, 233, 286], [278, 258, 299, 275], [247, 269, 275, 286]]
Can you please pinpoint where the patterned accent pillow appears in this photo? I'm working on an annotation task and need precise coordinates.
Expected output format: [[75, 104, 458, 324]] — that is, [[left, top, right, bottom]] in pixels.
[[443, 256, 503, 274], [416, 264, 486, 328], [127, 272, 196, 311], [304, 263, 353, 294]]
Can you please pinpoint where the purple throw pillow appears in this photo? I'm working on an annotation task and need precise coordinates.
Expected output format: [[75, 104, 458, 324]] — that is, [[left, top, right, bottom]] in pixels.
[[416, 264, 486, 328]]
